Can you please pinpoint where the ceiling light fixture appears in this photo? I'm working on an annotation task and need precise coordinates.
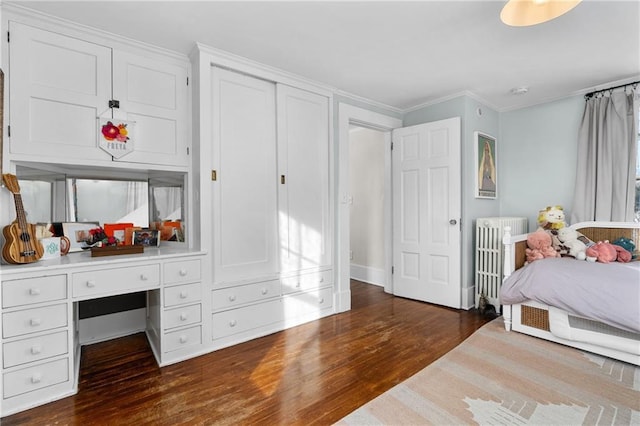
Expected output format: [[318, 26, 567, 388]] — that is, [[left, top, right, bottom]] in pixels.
[[500, 0, 582, 27]]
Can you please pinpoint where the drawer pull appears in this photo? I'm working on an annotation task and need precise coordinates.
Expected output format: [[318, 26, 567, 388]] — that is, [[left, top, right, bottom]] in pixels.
[[30, 345, 42, 355], [31, 373, 42, 384], [179, 335, 188, 344], [179, 269, 188, 276], [86, 280, 96, 288], [29, 288, 41, 296], [296, 282, 301, 288], [30, 318, 42, 327], [319, 277, 324, 283], [140, 274, 148, 281], [180, 291, 188, 299], [180, 313, 188, 321], [228, 295, 236, 302], [229, 320, 237, 327], [319, 297, 325, 304], [261, 288, 268, 295]]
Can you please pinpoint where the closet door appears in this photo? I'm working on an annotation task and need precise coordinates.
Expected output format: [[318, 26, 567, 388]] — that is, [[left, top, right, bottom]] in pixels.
[[211, 68, 278, 285], [9, 22, 112, 162], [277, 85, 331, 272]]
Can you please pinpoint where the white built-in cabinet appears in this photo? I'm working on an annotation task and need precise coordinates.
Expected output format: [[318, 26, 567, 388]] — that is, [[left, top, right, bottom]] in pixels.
[[8, 21, 190, 168], [208, 65, 334, 348]]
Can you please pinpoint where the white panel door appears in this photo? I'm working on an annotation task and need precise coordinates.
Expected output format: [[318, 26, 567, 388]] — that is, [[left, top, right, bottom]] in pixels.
[[277, 84, 331, 272], [211, 68, 278, 285], [9, 22, 112, 161], [392, 117, 461, 308], [112, 50, 190, 167]]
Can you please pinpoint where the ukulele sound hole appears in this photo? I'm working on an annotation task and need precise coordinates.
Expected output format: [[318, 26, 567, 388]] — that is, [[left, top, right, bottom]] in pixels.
[[20, 232, 31, 242]]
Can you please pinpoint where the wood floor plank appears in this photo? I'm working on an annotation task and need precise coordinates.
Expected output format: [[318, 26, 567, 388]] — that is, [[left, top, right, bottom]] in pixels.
[[2, 281, 490, 425]]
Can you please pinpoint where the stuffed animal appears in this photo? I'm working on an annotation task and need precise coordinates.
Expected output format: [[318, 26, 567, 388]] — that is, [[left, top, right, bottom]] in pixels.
[[525, 230, 560, 263], [537, 206, 567, 231], [612, 237, 636, 259], [585, 240, 632, 263], [556, 227, 587, 260]]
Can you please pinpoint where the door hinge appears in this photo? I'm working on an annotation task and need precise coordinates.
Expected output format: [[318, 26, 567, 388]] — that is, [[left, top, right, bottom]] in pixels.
[[109, 100, 120, 109], [280, 175, 286, 184], [7, 31, 9, 43], [391, 266, 394, 274], [391, 141, 394, 151], [186, 147, 190, 155], [211, 170, 217, 181], [187, 77, 189, 86], [7, 125, 10, 137]]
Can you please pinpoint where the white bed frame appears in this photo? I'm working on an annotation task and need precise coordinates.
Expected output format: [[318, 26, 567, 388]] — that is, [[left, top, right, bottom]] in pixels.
[[502, 221, 640, 366]]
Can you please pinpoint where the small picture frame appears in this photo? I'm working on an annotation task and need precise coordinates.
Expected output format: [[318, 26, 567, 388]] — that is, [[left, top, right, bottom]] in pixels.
[[132, 229, 159, 247], [62, 222, 100, 252], [474, 131, 497, 199]]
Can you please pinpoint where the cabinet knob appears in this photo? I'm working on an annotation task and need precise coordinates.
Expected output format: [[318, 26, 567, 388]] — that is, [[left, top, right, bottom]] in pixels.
[[86, 280, 96, 288], [180, 291, 188, 299], [261, 288, 268, 295], [179, 335, 188, 344], [319, 297, 324, 304], [180, 313, 188, 321], [179, 269, 188, 276], [296, 282, 301, 288], [319, 277, 324, 283], [229, 320, 237, 327], [30, 318, 42, 327], [31, 374, 42, 384], [140, 274, 148, 281], [29, 288, 41, 296], [30, 345, 42, 355], [228, 294, 236, 302]]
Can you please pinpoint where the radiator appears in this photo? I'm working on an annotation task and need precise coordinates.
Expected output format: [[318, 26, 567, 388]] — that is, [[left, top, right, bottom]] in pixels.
[[475, 217, 528, 309]]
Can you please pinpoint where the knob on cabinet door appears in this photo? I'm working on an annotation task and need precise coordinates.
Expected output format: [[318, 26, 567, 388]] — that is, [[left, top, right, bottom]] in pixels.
[[449, 219, 457, 225]]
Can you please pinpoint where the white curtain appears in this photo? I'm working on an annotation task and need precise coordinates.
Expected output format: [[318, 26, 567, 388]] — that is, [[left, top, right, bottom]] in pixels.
[[570, 90, 638, 223]]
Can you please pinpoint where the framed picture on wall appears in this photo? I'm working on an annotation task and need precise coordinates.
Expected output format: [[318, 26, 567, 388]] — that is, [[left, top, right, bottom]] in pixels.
[[474, 131, 497, 199]]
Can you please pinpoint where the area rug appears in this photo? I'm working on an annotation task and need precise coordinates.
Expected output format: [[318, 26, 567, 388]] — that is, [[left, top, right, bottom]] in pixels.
[[336, 319, 640, 425]]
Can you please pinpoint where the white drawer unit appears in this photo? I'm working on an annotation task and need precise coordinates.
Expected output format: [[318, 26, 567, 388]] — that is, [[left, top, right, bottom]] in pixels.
[[3, 358, 69, 399], [164, 259, 201, 285], [2, 275, 67, 308], [281, 269, 333, 295], [2, 304, 68, 339], [212, 299, 284, 340], [164, 325, 202, 352], [3, 331, 69, 369], [163, 282, 202, 307], [211, 279, 280, 312], [163, 304, 202, 330], [72, 264, 160, 298], [283, 286, 334, 319]]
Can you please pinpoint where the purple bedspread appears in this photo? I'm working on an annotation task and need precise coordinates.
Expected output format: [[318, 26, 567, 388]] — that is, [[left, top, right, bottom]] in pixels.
[[500, 258, 640, 333]]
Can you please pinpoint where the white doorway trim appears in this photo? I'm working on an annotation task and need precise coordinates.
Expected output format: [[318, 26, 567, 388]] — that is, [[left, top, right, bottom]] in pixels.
[[336, 104, 402, 312]]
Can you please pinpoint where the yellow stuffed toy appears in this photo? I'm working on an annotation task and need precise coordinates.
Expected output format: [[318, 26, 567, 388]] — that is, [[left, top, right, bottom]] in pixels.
[[537, 206, 566, 231]]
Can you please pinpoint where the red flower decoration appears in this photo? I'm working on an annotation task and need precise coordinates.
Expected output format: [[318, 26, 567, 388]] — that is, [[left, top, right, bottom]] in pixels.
[[101, 121, 119, 141]]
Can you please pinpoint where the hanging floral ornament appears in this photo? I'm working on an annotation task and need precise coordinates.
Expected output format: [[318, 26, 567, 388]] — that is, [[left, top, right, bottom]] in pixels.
[[97, 115, 135, 158]]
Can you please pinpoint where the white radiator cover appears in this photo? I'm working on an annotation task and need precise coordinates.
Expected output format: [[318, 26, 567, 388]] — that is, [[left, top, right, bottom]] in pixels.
[[475, 217, 528, 308]]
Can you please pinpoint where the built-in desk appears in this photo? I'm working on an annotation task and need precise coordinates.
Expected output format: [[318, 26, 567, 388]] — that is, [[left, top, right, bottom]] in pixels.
[[0, 246, 206, 417]]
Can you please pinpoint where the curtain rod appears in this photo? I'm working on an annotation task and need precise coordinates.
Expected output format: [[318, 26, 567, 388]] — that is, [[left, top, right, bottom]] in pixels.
[[584, 80, 639, 100]]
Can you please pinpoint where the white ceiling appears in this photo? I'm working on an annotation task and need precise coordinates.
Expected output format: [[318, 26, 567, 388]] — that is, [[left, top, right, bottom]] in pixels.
[[9, 0, 640, 111]]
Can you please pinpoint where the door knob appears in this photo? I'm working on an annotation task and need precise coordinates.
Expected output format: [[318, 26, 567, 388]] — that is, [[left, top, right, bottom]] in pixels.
[[449, 219, 457, 225]]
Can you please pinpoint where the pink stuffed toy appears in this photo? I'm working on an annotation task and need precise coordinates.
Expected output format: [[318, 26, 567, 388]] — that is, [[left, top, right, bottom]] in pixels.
[[585, 240, 631, 263], [525, 230, 560, 263]]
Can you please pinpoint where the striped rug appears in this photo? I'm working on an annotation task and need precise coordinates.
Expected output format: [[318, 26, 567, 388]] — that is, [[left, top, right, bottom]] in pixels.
[[337, 319, 640, 425]]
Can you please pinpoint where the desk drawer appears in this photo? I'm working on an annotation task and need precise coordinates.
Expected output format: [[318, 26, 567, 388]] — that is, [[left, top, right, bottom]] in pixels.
[[212, 299, 284, 340], [3, 330, 68, 368], [3, 358, 69, 399], [164, 283, 201, 307], [164, 325, 201, 352], [164, 304, 202, 330], [3, 304, 68, 338], [72, 264, 160, 298], [164, 259, 201, 285], [2, 275, 67, 308], [281, 269, 333, 295], [212, 279, 280, 312]]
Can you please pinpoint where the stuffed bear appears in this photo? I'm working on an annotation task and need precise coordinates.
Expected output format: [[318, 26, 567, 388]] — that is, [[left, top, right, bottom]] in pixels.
[[525, 230, 560, 263], [585, 240, 632, 263], [612, 237, 636, 259], [556, 227, 587, 260]]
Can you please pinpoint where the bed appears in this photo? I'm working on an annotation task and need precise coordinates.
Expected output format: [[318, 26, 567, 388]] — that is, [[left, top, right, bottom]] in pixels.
[[500, 221, 640, 366]]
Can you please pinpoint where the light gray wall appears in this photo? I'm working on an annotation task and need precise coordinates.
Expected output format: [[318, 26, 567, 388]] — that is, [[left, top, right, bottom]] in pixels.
[[500, 95, 584, 229]]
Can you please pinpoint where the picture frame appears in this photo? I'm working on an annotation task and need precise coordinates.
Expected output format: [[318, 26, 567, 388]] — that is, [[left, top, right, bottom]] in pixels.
[[62, 222, 100, 252], [132, 229, 159, 247], [474, 131, 497, 199]]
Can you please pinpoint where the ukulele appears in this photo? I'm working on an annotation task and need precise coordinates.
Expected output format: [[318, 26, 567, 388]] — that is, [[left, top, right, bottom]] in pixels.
[[2, 173, 44, 264]]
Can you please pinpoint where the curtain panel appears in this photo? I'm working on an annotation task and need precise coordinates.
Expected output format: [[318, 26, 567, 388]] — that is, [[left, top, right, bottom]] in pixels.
[[571, 91, 638, 223]]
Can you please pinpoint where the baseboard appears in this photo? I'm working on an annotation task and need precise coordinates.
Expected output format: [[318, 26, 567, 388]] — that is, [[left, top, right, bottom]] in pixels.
[[461, 286, 476, 311], [79, 308, 147, 345], [350, 263, 385, 286]]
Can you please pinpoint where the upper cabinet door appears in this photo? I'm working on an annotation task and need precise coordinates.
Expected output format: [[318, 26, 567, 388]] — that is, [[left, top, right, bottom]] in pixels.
[[211, 67, 279, 285], [9, 22, 112, 161], [277, 85, 331, 272], [112, 51, 190, 167]]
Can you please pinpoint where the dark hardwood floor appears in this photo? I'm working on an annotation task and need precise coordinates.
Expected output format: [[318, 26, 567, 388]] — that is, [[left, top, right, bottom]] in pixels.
[[3, 281, 491, 425]]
